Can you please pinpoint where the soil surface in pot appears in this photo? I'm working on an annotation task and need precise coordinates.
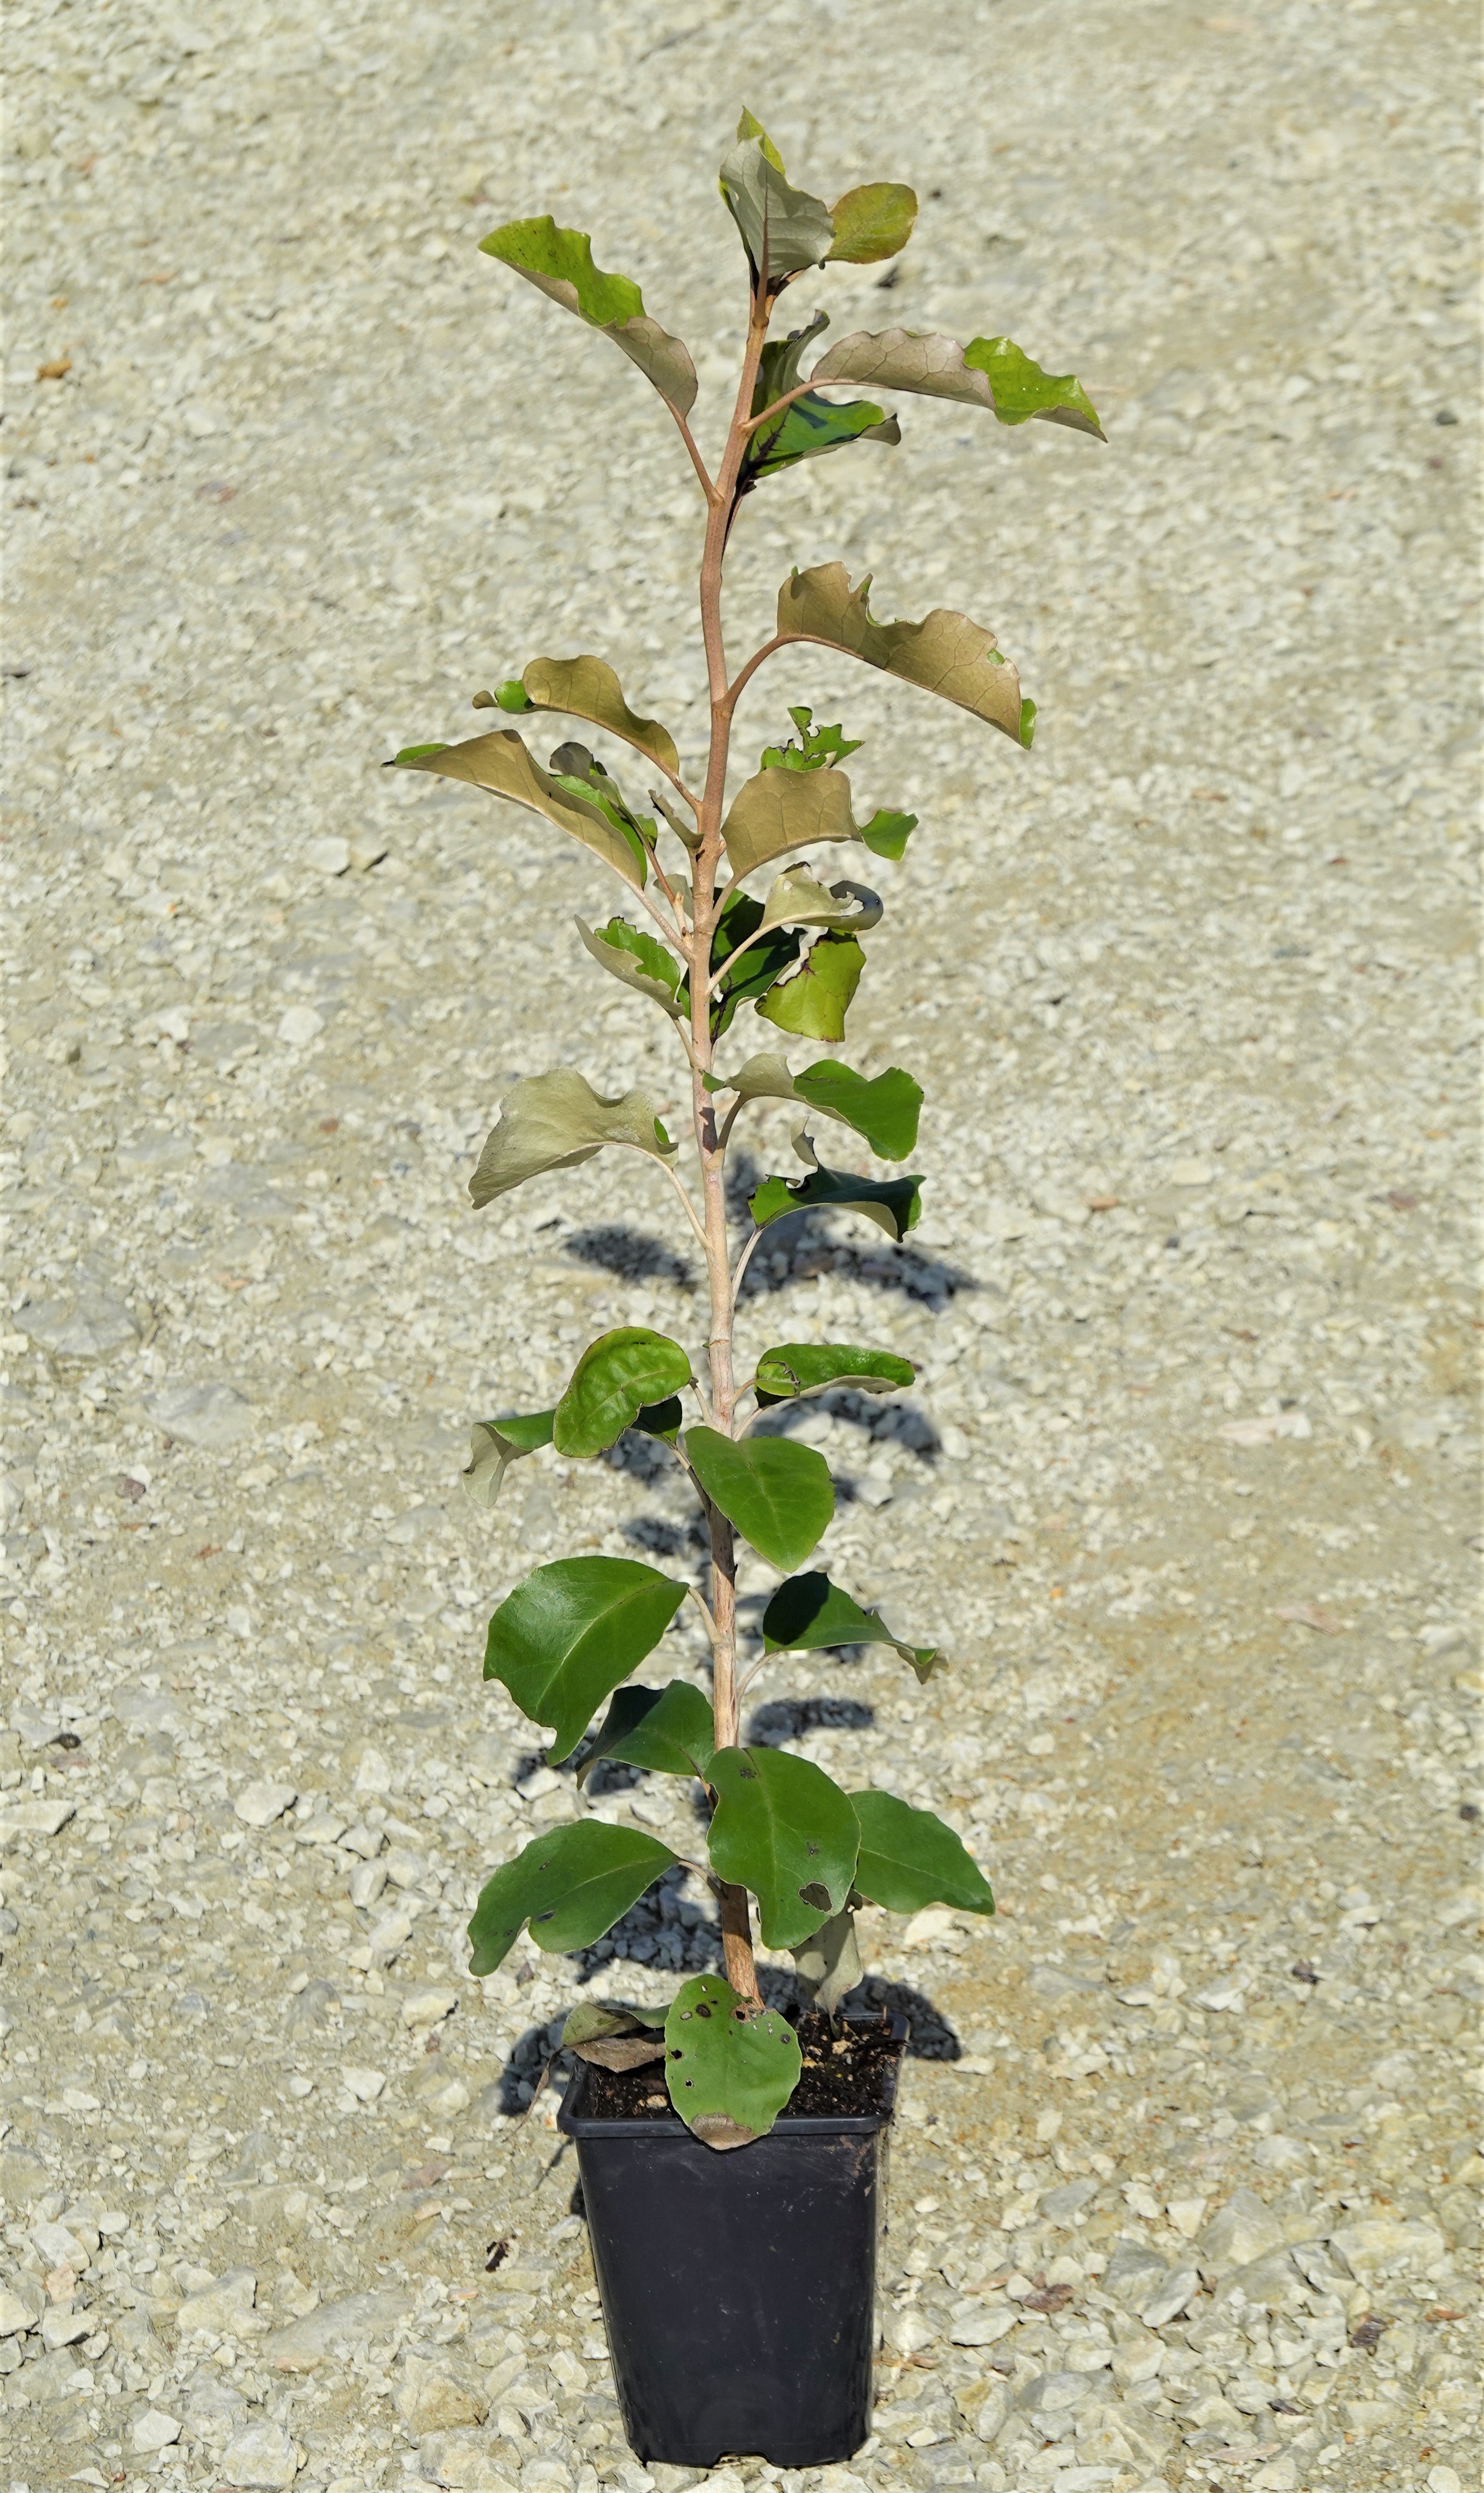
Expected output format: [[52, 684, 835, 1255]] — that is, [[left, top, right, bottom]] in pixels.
[[579, 2012, 903, 2122]]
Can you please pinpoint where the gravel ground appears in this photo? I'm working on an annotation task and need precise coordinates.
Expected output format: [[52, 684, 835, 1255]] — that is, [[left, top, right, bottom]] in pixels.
[[3, 4, 1479, 2492]]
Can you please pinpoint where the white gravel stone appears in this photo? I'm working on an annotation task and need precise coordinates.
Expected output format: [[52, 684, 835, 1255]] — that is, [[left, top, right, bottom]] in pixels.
[[340, 2064, 386, 2102], [220, 2420, 302, 2488], [234, 1779, 298, 1829], [130, 2407, 182, 2452]]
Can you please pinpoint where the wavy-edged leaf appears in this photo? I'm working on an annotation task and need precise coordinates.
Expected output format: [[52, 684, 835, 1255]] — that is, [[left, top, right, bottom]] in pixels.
[[718, 131, 834, 287], [760, 705, 862, 772], [758, 869, 882, 935], [704, 1052, 921, 1161], [469, 1070, 676, 1210], [462, 1408, 556, 1511], [720, 760, 861, 881], [577, 916, 686, 1018], [665, 1972, 802, 2149], [683, 1426, 834, 1572], [390, 727, 648, 889], [858, 806, 918, 861], [849, 1790, 995, 1915], [755, 930, 864, 1040], [749, 1154, 923, 1242], [576, 1679, 715, 1787], [827, 183, 918, 265], [515, 655, 681, 776], [791, 1905, 864, 2013], [547, 742, 657, 865], [744, 391, 899, 486], [707, 1747, 860, 1949], [480, 215, 698, 416], [754, 1343, 915, 1405], [699, 890, 805, 1040], [554, 1327, 692, 1459], [762, 1569, 940, 1682], [776, 562, 1024, 742], [467, 1821, 677, 1976], [811, 327, 1102, 439], [484, 1555, 686, 1762]]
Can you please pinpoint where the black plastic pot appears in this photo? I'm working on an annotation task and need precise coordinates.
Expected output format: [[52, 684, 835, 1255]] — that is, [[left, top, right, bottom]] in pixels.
[[558, 2018, 906, 2468]]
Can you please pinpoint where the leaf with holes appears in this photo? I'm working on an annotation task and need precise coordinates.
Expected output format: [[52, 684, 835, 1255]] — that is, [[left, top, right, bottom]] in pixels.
[[577, 916, 685, 1018], [480, 216, 697, 414], [664, 1972, 803, 2148], [389, 728, 649, 888], [469, 1070, 676, 1209], [467, 1821, 678, 1976], [753, 1344, 916, 1405], [707, 1747, 861, 1949], [776, 562, 1029, 744], [576, 1680, 715, 1786], [755, 930, 865, 1040], [762, 1570, 941, 1682], [484, 1556, 687, 1762], [748, 1152, 923, 1243], [462, 1409, 556, 1511], [849, 1789, 995, 1915], [554, 1328, 692, 1459], [683, 1426, 834, 1572]]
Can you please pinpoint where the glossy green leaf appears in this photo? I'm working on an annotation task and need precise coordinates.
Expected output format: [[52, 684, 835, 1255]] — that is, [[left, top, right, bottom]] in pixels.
[[554, 1327, 692, 1459], [469, 1070, 677, 1209], [793, 1061, 921, 1158], [755, 930, 865, 1040], [707, 1746, 860, 1948], [664, 1972, 803, 2149], [849, 1790, 995, 1915], [743, 327, 901, 484], [720, 760, 861, 881], [700, 890, 805, 1039], [748, 1153, 923, 1242], [467, 1821, 677, 1976], [858, 806, 918, 861], [577, 916, 686, 1018], [810, 327, 1103, 440], [760, 706, 862, 772], [390, 727, 648, 889], [635, 1395, 683, 1442], [683, 1426, 834, 1572], [484, 1556, 687, 1762], [718, 129, 834, 288], [516, 656, 680, 777], [827, 183, 918, 265], [480, 215, 698, 415], [776, 562, 1025, 742], [757, 869, 881, 936], [461, 1408, 556, 1511], [576, 1679, 715, 1786], [753, 1343, 915, 1404], [761, 1569, 940, 1681], [791, 1905, 863, 2013]]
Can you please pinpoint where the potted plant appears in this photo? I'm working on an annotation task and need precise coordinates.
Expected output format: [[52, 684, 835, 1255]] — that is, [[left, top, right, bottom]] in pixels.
[[389, 109, 1102, 2469]]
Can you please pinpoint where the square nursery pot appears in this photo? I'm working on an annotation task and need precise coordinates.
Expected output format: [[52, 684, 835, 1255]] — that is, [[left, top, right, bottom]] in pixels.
[[558, 2013, 907, 2468]]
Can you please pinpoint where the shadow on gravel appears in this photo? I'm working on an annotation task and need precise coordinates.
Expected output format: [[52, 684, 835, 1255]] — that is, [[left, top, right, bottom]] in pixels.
[[745, 1695, 875, 1743], [564, 1225, 697, 1289]]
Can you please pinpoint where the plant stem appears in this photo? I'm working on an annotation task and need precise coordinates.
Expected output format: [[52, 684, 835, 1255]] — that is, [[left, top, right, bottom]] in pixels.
[[688, 279, 773, 2005]]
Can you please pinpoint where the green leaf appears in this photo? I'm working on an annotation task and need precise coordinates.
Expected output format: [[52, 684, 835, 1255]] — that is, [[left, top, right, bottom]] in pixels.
[[849, 1790, 995, 1915], [827, 183, 918, 265], [575, 1679, 715, 1786], [754, 1342, 915, 1404], [390, 727, 648, 890], [511, 656, 681, 778], [461, 1409, 556, 1511], [664, 1972, 803, 2149], [554, 1327, 692, 1459], [776, 563, 1025, 743], [761, 1570, 940, 1682], [1019, 697, 1037, 749], [748, 1153, 923, 1243], [480, 215, 698, 415], [810, 328, 1103, 440], [791, 1905, 863, 2013], [793, 1061, 921, 1158], [858, 807, 918, 861], [718, 132, 834, 288], [742, 326, 901, 485], [484, 1556, 687, 1762], [683, 1426, 834, 1572], [755, 930, 865, 1040], [468, 1822, 677, 1976], [697, 889, 804, 1039], [546, 742, 655, 874], [469, 1069, 677, 1210], [577, 916, 686, 1019], [760, 706, 863, 772], [707, 1747, 860, 1949], [720, 760, 861, 882], [635, 1396, 683, 1443], [758, 869, 881, 936], [736, 106, 786, 173]]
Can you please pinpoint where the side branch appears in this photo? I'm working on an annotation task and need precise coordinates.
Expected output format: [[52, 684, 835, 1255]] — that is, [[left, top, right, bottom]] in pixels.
[[725, 630, 803, 710], [667, 402, 719, 506]]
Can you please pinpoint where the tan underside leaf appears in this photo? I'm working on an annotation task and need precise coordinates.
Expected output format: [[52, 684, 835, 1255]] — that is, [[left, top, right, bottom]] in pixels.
[[720, 761, 861, 880], [469, 1069, 677, 1210], [395, 730, 646, 890], [523, 656, 681, 778], [811, 326, 1000, 405], [757, 869, 882, 934], [776, 562, 1023, 740]]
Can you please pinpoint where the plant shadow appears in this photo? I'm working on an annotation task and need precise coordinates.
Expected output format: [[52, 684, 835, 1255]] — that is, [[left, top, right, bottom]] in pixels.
[[563, 1225, 697, 1290], [745, 1695, 875, 1744]]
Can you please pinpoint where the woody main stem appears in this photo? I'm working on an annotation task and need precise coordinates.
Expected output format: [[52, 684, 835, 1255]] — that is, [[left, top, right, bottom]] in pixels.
[[690, 283, 772, 2003]]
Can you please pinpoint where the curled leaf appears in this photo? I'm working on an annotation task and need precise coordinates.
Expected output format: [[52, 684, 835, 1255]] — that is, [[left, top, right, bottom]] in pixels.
[[554, 1327, 692, 1459], [390, 727, 648, 889], [577, 917, 685, 1018], [749, 1151, 923, 1242], [704, 1052, 921, 1161], [470, 1069, 677, 1209], [576, 1679, 716, 1786], [718, 129, 834, 287], [755, 929, 865, 1041], [760, 705, 862, 772], [521, 655, 681, 777], [758, 870, 882, 935], [776, 562, 1024, 742], [462, 1408, 556, 1510], [791, 1905, 864, 2014], [762, 1569, 940, 1681], [753, 1343, 915, 1403], [481, 215, 698, 415]]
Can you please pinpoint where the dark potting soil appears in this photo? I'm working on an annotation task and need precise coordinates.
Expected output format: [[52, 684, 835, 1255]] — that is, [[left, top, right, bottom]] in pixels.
[[575, 2012, 903, 2124]]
